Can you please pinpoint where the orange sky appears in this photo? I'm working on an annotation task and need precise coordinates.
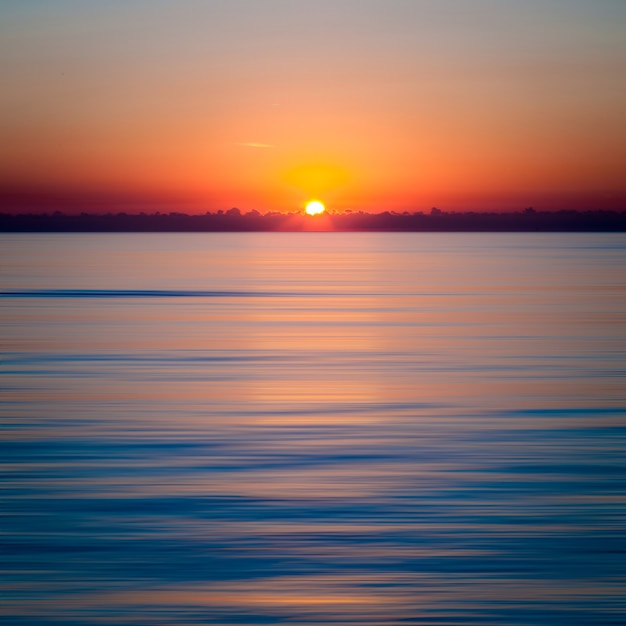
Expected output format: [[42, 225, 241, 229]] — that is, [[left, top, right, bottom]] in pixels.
[[1, 0, 625, 213]]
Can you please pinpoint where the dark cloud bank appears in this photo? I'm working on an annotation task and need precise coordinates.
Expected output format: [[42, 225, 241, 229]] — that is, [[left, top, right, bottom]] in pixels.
[[2, 208, 626, 232]]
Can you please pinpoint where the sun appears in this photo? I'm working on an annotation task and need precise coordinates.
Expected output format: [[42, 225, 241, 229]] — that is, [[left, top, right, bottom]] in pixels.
[[305, 200, 325, 216]]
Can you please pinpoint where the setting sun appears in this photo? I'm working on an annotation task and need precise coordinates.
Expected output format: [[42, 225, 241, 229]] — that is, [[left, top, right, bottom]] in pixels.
[[305, 201, 326, 216]]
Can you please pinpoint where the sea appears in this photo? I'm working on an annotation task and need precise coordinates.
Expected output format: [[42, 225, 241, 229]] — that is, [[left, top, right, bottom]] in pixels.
[[1, 232, 625, 625]]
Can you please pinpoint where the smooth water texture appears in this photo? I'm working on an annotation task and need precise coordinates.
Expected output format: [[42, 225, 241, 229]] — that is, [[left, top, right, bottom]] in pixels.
[[1, 233, 625, 625]]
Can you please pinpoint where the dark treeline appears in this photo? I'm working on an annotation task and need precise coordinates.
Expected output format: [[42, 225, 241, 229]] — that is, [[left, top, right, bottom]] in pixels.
[[1, 208, 626, 232]]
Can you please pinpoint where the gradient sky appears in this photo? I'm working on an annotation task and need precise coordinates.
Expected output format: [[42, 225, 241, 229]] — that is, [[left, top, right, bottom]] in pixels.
[[1, 0, 625, 213]]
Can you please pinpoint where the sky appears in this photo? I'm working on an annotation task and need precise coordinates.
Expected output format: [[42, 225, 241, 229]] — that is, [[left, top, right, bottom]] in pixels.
[[1, 0, 625, 214]]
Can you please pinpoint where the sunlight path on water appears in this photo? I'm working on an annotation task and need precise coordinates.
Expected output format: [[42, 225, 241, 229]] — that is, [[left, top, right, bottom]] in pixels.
[[1, 233, 625, 625]]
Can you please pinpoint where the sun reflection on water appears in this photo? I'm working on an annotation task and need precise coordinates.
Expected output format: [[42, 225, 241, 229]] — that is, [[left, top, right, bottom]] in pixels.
[[1, 233, 625, 625]]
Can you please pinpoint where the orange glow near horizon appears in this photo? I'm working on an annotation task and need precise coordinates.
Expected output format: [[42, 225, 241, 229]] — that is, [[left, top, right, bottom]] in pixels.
[[284, 164, 350, 199], [1, 1, 625, 214]]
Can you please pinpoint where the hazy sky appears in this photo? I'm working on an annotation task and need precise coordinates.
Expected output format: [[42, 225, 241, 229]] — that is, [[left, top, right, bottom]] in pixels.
[[1, 0, 625, 212]]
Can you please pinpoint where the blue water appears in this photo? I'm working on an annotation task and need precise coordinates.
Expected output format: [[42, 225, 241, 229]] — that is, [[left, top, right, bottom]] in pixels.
[[1, 233, 625, 625]]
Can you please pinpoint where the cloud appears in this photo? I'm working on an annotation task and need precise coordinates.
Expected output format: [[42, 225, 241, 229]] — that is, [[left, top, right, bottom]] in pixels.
[[236, 142, 274, 149]]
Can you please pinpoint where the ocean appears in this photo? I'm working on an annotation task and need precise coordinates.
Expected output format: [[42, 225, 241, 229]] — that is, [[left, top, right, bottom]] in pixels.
[[1, 232, 625, 625]]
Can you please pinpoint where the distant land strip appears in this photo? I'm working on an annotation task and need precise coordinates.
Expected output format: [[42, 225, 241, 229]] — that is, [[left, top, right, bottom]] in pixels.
[[1, 210, 625, 232]]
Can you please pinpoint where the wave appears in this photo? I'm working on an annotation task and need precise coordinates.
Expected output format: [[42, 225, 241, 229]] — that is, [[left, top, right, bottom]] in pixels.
[[0, 288, 310, 299]]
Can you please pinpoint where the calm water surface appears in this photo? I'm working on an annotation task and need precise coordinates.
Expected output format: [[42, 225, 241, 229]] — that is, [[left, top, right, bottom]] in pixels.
[[1, 233, 625, 625]]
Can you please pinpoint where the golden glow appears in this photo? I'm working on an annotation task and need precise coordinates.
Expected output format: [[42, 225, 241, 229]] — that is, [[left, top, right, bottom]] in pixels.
[[305, 201, 326, 216], [284, 165, 350, 196], [2, 3, 625, 214]]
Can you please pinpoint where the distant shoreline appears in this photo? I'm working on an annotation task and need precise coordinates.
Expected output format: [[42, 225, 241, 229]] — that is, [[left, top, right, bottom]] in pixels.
[[1, 210, 625, 232]]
